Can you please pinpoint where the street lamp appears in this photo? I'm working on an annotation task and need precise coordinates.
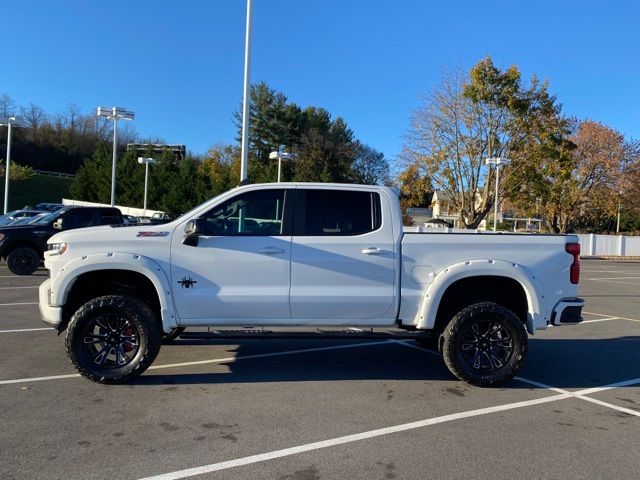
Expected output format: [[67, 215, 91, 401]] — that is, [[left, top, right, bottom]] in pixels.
[[239, 0, 253, 182], [96, 106, 135, 206], [485, 157, 511, 232], [269, 150, 292, 182], [1, 116, 26, 214], [137, 157, 157, 216]]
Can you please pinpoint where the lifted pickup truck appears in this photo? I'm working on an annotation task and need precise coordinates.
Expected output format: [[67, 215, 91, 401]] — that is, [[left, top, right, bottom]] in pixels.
[[39, 183, 584, 386]]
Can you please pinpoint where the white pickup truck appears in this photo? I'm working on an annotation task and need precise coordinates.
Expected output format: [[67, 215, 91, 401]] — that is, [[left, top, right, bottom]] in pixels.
[[39, 183, 584, 387]]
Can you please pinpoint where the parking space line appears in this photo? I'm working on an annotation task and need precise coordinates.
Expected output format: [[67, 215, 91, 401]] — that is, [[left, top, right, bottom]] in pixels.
[[0, 340, 392, 386], [394, 341, 640, 414], [582, 316, 619, 323], [0, 302, 38, 306], [137, 392, 572, 480], [584, 311, 640, 324], [576, 395, 640, 417], [0, 286, 39, 290], [0, 275, 47, 278], [585, 279, 640, 286], [0, 327, 53, 334], [138, 360, 640, 480], [0, 373, 81, 384], [570, 376, 640, 396], [586, 276, 640, 280]]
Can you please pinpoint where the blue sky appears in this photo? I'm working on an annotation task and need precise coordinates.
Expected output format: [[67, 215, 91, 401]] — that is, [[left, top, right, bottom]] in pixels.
[[3, 0, 639, 162]]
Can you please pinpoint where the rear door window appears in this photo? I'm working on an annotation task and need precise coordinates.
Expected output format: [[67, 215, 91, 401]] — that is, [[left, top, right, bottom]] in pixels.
[[62, 210, 93, 229], [99, 210, 122, 225], [294, 189, 381, 236]]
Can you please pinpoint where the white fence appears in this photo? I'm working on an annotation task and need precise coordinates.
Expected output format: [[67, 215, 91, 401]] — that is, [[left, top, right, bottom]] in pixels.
[[404, 227, 640, 257], [62, 198, 163, 218], [578, 234, 640, 257]]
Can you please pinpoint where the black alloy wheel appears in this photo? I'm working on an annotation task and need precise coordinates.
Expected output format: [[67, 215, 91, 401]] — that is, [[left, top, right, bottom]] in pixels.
[[441, 302, 528, 387], [459, 317, 514, 372], [65, 295, 162, 384], [81, 314, 140, 367], [7, 246, 40, 275]]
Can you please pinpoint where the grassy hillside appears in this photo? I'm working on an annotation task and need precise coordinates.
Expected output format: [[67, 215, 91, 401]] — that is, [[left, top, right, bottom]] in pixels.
[[0, 174, 73, 211]]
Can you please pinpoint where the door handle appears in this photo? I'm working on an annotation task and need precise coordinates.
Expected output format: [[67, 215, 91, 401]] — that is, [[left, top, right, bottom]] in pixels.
[[258, 247, 286, 254], [362, 247, 389, 255]]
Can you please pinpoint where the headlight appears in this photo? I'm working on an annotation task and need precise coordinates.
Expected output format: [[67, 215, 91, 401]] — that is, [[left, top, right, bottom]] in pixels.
[[48, 242, 68, 255]]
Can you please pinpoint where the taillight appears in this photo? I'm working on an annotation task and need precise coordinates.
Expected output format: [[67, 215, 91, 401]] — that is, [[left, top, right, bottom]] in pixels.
[[566, 242, 580, 284]]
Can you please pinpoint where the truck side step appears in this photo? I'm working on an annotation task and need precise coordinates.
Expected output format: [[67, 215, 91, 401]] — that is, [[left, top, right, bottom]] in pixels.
[[177, 327, 434, 341]]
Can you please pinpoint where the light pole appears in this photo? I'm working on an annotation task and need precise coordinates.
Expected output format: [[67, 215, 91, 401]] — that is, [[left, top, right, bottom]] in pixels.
[[1, 116, 25, 214], [137, 157, 157, 216], [239, 0, 253, 182], [96, 107, 135, 206], [485, 157, 511, 231], [269, 150, 292, 182]]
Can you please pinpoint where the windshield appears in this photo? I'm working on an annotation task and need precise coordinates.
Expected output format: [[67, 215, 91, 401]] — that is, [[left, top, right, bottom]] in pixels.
[[30, 210, 65, 225]]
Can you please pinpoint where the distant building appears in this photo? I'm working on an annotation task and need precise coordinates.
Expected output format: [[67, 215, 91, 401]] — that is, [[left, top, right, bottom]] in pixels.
[[431, 190, 487, 230], [405, 207, 433, 226], [127, 143, 186, 161]]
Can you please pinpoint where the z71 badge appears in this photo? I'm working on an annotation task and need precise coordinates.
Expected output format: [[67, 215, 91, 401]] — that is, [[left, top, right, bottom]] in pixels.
[[137, 231, 169, 237]]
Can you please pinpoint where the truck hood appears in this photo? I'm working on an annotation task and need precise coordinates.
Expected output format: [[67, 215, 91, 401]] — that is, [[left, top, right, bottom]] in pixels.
[[0, 224, 44, 235], [48, 223, 177, 246]]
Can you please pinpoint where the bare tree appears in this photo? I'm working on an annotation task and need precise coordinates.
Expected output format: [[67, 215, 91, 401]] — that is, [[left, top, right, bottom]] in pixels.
[[402, 58, 560, 228], [20, 103, 47, 129], [0, 94, 15, 116]]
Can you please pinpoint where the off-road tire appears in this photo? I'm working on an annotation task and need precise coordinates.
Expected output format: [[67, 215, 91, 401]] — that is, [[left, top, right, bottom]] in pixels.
[[162, 327, 185, 344], [65, 295, 162, 384], [6, 246, 40, 275], [441, 302, 527, 387]]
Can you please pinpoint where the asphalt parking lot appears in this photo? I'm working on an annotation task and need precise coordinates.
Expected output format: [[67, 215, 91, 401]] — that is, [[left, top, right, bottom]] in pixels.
[[1, 259, 639, 480]]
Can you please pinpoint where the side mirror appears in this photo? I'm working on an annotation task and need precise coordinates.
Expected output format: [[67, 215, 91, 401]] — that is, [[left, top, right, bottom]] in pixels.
[[52, 217, 64, 230], [183, 218, 206, 246]]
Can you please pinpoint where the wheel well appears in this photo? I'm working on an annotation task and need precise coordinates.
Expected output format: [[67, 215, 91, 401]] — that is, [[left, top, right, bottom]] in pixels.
[[1, 240, 42, 260], [433, 276, 529, 334], [61, 269, 162, 331]]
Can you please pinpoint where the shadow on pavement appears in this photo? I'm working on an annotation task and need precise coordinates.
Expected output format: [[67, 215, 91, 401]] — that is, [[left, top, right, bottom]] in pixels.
[[130, 336, 640, 390]]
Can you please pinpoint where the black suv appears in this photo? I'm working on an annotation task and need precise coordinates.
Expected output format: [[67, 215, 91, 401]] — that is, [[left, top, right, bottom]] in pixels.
[[0, 206, 124, 275]]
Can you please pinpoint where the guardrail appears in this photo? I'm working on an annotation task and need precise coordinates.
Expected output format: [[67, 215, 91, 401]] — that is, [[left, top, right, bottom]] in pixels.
[[35, 169, 76, 178], [62, 198, 163, 217]]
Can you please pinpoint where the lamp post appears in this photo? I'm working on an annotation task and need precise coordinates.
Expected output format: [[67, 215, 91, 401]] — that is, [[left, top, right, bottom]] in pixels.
[[269, 150, 292, 182], [239, 0, 253, 182], [96, 107, 135, 206], [485, 157, 511, 231], [1, 116, 25, 214], [137, 157, 157, 216]]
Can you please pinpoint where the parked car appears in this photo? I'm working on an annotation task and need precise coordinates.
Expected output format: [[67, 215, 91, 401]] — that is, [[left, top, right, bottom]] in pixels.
[[123, 215, 139, 225], [33, 203, 64, 212], [137, 212, 176, 225], [0, 209, 48, 226], [0, 206, 124, 275], [39, 183, 583, 386]]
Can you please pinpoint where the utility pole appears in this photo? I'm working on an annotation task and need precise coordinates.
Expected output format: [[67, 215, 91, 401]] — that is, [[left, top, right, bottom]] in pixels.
[[239, 0, 253, 182]]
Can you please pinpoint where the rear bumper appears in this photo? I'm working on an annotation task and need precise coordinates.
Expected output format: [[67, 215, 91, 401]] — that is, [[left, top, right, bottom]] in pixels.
[[551, 297, 584, 326], [39, 278, 62, 329]]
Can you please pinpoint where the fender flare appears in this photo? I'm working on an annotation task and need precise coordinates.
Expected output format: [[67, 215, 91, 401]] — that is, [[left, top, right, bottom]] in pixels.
[[415, 259, 546, 334], [50, 252, 179, 330]]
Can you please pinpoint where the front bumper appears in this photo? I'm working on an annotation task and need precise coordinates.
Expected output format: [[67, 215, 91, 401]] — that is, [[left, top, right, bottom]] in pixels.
[[39, 278, 62, 329], [551, 297, 585, 326]]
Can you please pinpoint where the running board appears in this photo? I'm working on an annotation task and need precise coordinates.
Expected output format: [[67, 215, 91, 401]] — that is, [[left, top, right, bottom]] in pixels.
[[178, 327, 434, 341]]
